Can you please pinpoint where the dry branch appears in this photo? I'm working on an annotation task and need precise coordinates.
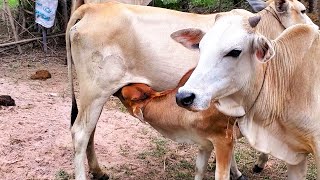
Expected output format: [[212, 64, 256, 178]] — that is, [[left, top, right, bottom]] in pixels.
[[0, 33, 65, 48]]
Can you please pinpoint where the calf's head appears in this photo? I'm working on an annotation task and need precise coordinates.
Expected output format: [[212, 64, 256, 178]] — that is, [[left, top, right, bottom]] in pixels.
[[121, 83, 170, 122], [121, 84, 156, 122]]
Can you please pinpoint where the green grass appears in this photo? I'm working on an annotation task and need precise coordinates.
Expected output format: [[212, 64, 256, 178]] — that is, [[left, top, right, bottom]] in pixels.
[[0, 0, 19, 8], [190, 0, 218, 8], [55, 169, 71, 180], [150, 138, 168, 157]]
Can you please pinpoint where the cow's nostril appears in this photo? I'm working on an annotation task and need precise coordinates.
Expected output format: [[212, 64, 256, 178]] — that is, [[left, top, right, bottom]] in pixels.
[[181, 93, 195, 106], [176, 92, 195, 107]]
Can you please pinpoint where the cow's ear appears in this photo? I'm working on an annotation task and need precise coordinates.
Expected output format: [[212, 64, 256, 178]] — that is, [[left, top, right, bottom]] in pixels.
[[133, 106, 145, 123], [275, 0, 289, 13], [253, 36, 275, 63], [171, 28, 205, 50], [246, 0, 268, 12]]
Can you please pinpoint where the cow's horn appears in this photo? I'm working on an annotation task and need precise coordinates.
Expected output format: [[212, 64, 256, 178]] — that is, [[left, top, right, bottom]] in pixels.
[[248, 15, 261, 28]]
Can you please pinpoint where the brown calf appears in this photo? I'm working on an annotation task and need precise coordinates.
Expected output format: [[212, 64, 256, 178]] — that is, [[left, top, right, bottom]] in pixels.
[[116, 69, 245, 180]]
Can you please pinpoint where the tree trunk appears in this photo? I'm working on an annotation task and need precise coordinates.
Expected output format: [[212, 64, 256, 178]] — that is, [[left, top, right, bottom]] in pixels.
[[4, 0, 22, 54], [60, 0, 69, 30]]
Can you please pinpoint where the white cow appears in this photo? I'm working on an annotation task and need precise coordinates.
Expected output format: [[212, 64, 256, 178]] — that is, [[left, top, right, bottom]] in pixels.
[[174, 10, 320, 180], [66, 0, 315, 179], [71, 0, 152, 14]]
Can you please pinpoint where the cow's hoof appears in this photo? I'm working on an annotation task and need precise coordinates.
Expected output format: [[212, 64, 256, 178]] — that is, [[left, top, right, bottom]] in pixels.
[[236, 175, 248, 180], [91, 173, 109, 180], [252, 164, 264, 173]]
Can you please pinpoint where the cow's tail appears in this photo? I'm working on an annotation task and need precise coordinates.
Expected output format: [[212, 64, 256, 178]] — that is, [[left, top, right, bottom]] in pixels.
[[66, 7, 86, 127]]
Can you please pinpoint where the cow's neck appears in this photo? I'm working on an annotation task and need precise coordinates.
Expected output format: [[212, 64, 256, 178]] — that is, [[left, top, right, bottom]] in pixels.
[[256, 6, 285, 39], [236, 44, 312, 164], [238, 51, 292, 125]]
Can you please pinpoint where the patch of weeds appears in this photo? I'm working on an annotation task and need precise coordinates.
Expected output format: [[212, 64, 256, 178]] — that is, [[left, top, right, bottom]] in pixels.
[[234, 151, 242, 163], [139, 127, 149, 135], [179, 159, 193, 170], [55, 169, 70, 180], [174, 171, 193, 180], [119, 164, 134, 176], [150, 138, 167, 158], [137, 152, 148, 160], [119, 144, 130, 157], [118, 102, 127, 113], [307, 155, 317, 179]]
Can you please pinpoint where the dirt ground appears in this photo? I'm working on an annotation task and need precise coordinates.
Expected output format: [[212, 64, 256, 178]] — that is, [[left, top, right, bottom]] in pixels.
[[0, 49, 317, 180]]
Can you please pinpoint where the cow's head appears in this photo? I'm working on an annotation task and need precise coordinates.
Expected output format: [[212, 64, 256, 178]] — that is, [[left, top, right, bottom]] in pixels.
[[173, 15, 270, 114], [172, 12, 317, 115], [268, 0, 318, 29]]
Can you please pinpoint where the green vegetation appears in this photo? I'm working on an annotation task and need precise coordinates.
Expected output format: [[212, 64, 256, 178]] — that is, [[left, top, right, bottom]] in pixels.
[[55, 169, 71, 180], [150, 137, 168, 157], [190, 0, 218, 8], [0, 0, 19, 8]]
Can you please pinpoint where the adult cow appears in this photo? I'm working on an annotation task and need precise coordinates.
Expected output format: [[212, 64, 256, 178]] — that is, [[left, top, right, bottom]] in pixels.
[[71, 0, 152, 14], [66, 0, 314, 179], [174, 10, 320, 180]]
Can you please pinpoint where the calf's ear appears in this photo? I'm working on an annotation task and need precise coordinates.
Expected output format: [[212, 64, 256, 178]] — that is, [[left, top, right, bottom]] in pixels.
[[133, 106, 146, 123], [253, 36, 275, 63], [170, 28, 205, 50]]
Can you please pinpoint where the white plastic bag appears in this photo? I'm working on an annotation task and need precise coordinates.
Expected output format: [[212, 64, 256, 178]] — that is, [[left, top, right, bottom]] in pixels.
[[35, 0, 58, 28]]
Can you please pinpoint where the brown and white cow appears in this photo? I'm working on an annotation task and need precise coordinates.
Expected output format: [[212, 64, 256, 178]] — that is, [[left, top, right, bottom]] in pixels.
[[66, 0, 315, 179], [174, 14, 320, 180], [116, 69, 247, 180]]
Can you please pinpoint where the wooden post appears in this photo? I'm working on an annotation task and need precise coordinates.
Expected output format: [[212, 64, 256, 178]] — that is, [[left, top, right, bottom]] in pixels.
[[41, 25, 48, 53], [3, 0, 22, 54], [60, 0, 69, 30]]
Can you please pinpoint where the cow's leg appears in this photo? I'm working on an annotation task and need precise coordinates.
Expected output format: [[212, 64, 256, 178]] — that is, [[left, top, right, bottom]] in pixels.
[[314, 142, 320, 179], [287, 157, 307, 180], [195, 143, 213, 180], [72, 96, 108, 180], [87, 128, 108, 179], [252, 153, 269, 173], [213, 140, 234, 180]]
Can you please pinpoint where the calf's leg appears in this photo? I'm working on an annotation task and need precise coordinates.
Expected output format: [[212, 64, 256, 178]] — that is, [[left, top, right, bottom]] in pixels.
[[213, 139, 234, 180], [195, 143, 213, 180]]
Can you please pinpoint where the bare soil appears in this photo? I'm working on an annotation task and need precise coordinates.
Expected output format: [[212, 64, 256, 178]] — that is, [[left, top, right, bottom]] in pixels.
[[0, 49, 317, 180]]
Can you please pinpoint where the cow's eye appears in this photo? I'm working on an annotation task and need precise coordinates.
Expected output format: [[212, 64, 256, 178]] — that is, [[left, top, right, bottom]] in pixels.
[[225, 49, 242, 58], [301, 10, 306, 14]]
